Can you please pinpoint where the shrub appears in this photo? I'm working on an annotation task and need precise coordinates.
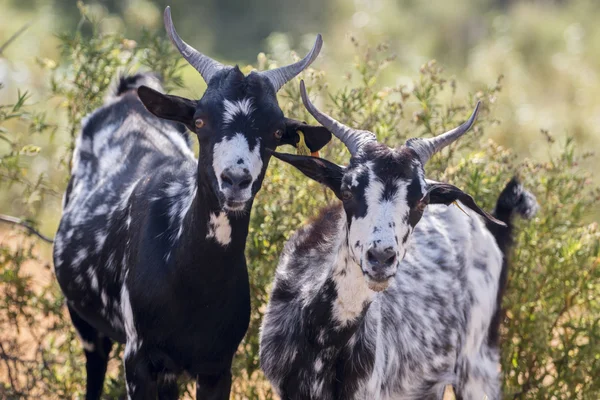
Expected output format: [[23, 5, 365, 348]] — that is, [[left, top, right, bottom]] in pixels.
[[1, 16, 598, 400]]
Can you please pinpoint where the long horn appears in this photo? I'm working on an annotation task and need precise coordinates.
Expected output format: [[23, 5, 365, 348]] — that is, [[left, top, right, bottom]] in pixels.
[[406, 101, 481, 164], [299, 80, 376, 156], [261, 35, 323, 92], [164, 7, 224, 83]]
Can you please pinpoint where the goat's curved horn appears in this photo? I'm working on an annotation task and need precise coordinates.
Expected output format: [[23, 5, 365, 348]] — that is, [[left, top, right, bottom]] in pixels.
[[164, 7, 224, 83], [299, 80, 376, 156], [406, 101, 481, 165], [261, 35, 323, 92]]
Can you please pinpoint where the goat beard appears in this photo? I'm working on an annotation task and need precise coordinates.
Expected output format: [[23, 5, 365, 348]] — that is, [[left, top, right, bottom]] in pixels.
[[366, 277, 391, 292]]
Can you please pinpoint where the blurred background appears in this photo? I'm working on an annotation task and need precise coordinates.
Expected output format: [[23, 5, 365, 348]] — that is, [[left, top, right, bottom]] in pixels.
[[1, 0, 599, 398], [1, 0, 599, 235]]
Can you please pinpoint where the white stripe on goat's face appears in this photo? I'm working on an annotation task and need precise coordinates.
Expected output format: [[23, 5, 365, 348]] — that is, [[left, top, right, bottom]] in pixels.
[[343, 146, 427, 292], [222, 98, 254, 125], [212, 131, 263, 211]]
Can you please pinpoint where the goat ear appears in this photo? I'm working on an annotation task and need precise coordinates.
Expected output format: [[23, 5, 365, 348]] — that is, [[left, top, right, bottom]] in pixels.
[[137, 86, 196, 126], [271, 151, 343, 198], [280, 118, 332, 153], [424, 182, 506, 227]]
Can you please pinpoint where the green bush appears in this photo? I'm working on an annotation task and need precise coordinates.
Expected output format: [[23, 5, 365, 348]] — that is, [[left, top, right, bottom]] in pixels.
[[1, 13, 598, 400]]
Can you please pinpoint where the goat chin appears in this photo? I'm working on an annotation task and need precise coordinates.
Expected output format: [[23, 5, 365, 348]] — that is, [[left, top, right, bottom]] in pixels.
[[366, 277, 391, 292]]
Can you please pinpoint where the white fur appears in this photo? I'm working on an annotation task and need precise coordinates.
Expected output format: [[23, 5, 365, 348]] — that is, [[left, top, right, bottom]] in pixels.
[[222, 98, 254, 125], [88, 268, 99, 291], [347, 170, 411, 283], [206, 212, 232, 246], [72, 248, 88, 268], [331, 241, 374, 325], [101, 290, 109, 307], [121, 280, 141, 359], [95, 231, 107, 253], [212, 133, 263, 201]]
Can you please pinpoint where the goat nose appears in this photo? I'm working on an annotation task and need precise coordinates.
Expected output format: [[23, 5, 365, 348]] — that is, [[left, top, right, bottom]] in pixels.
[[366, 247, 397, 269], [221, 170, 252, 190]]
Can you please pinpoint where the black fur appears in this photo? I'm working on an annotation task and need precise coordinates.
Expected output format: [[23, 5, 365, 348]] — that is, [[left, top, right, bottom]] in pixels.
[[54, 68, 331, 400]]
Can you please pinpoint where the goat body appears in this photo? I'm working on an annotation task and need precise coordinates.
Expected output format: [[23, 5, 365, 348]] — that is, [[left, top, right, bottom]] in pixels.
[[261, 180, 537, 399], [261, 201, 504, 399], [54, 75, 251, 398], [260, 81, 538, 400], [53, 6, 328, 397]]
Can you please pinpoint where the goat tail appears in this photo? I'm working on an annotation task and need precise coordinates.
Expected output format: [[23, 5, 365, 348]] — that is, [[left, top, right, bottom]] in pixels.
[[487, 177, 538, 346], [105, 72, 164, 102], [492, 177, 539, 227]]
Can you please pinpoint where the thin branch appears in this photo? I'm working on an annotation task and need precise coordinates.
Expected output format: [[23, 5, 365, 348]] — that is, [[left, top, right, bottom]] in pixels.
[[0, 341, 20, 395], [0, 214, 53, 243], [0, 22, 33, 57]]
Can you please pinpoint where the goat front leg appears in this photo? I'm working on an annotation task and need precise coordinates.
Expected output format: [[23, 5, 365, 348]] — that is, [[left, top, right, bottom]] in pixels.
[[67, 305, 113, 400], [123, 343, 157, 399], [196, 371, 232, 400]]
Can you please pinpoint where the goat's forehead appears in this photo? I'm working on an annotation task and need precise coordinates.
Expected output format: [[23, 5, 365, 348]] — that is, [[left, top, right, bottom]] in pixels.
[[205, 68, 278, 105], [199, 95, 281, 140], [344, 152, 417, 187], [343, 158, 425, 212]]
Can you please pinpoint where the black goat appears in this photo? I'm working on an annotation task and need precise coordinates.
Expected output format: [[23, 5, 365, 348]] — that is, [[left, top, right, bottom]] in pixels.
[[53, 8, 329, 399]]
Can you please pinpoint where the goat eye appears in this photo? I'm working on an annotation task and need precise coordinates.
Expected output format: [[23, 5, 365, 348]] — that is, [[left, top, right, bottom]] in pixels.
[[195, 118, 205, 129], [274, 129, 283, 139], [341, 190, 353, 201]]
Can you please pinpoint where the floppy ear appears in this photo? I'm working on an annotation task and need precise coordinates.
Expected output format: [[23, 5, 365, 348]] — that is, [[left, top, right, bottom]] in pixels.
[[424, 182, 506, 227], [271, 151, 344, 198], [280, 118, 332, 153], [138, 86, 196, 126]]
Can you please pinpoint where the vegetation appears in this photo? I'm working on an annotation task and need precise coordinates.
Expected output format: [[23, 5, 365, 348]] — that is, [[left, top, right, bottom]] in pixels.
[[1, 1, 599, 399]]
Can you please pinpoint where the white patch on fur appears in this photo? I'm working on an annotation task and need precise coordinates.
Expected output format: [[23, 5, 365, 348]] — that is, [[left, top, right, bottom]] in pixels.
[[74, 274, 84, 285], [94, 204, 109, 216], [106, 253, 116, 271], [165, 173, 197, 242], [206, 212, 232, 246], [222, 98, 254, 125], [88, 268, 99, 291], [311, 378, 324, 398], [121, 280, 141, 359], [331, 241, 374, 325], [53, 236, 65, 265], [98, 146, 123, 175], [72, 248, 88, 267], [347, 169, 411, 274], [212, 133, 263, 201], [95, 231, 107, 253], [118, 178, 142, 211], [314, 357, 323, 373], [101, 290, 109, 307]]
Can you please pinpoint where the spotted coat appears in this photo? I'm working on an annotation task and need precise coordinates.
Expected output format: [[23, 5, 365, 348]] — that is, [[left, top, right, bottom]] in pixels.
[[260, 142, 537, 400]]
